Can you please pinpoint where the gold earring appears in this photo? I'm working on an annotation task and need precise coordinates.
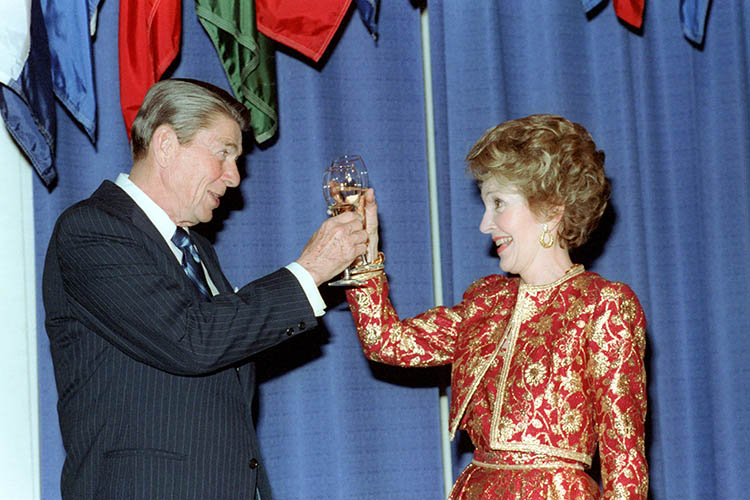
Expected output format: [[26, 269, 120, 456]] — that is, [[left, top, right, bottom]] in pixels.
[[539, 224, 554, 248]]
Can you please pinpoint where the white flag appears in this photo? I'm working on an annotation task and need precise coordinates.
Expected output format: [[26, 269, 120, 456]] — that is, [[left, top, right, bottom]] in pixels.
[[0, 0, 32, 84]]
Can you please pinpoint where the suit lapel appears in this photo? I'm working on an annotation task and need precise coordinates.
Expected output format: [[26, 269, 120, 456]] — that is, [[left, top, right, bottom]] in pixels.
[[92, 180, 232, 296], [91, 180, 195, 297], [92, 181, 174, 256]]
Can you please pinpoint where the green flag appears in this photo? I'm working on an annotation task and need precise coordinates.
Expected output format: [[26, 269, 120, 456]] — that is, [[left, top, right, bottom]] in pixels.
[[195, 0, 278, 143]]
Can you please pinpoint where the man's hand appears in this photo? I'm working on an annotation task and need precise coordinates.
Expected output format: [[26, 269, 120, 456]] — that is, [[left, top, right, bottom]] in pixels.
[[297, 210, 368, 286]]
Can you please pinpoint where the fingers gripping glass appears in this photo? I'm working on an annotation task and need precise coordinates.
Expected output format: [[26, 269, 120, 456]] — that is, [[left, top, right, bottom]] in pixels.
[[322, 155, 383, 286]]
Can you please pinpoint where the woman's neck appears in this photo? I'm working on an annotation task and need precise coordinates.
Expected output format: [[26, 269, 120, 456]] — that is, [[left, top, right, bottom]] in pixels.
[[519, 249, 575, 286]]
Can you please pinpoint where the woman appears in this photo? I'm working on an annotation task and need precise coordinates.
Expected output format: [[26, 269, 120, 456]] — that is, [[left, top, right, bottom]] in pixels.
[[348, 114, 648, 499]]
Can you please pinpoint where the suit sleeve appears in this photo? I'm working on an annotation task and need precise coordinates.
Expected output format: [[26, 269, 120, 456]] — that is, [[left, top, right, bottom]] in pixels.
[[45, 204, 317, 376]]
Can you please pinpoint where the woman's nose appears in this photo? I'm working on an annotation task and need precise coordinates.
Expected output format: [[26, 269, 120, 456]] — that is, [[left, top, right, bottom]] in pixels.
[[479, 210, 492, 234]]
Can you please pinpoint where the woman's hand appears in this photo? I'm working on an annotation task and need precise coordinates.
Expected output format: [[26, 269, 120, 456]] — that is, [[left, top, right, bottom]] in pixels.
[[361, 188, 380, 263]]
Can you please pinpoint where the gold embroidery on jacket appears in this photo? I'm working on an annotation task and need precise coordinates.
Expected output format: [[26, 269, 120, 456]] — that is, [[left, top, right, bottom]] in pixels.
[[346, 265, 648, 499]]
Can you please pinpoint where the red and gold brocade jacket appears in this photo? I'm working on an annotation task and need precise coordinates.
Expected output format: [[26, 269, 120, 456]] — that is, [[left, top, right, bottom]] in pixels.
[[347, 265, 648, 498]]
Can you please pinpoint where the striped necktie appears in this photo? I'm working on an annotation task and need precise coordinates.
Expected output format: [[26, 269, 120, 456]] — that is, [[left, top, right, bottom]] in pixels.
[[171, 227, 211, 297]]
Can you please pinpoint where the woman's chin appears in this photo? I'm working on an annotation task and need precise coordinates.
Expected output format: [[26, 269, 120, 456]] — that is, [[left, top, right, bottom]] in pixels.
[[498, 259, 512, 274]]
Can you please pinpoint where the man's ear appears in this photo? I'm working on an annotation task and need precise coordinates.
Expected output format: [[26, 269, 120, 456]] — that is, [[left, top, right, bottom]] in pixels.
[[151, 124, 178, 167]]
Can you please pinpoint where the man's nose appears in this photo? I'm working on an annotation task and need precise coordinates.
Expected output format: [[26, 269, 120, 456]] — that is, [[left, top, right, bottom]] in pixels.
[[224, 160, 240, 187]]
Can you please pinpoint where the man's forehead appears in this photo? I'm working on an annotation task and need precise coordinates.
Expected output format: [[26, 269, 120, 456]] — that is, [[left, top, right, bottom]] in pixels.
[[201, 116, 242, 144]]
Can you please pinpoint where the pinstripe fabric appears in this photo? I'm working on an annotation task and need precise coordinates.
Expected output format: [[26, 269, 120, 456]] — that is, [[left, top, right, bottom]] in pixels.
[[172, 227, 211, 297], [43, 181, 317, 500]]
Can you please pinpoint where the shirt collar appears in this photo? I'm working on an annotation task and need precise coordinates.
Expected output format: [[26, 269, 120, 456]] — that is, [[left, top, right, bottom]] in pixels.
[[115, 173, 179, 242]]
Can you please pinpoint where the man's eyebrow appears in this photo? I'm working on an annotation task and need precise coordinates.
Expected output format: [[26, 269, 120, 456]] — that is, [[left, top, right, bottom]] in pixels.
[[223, 140, 241, 155]]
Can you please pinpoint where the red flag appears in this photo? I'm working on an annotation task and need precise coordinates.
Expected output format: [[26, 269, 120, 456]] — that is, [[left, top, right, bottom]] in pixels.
[[256, 0, 351, 62], [119, 0, 181, 138], [613, 0, 644, 29]]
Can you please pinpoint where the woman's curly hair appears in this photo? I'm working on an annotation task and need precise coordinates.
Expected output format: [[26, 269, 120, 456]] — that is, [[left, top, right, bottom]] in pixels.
[[465, 114, 610, 249]]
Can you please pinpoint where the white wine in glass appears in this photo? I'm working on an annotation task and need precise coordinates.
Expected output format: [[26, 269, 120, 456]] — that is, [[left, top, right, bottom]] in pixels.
[[322, 155, 382, 286]]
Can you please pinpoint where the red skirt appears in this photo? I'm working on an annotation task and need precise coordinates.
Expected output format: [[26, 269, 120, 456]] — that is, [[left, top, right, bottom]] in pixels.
[[449, 449, 600, 500]]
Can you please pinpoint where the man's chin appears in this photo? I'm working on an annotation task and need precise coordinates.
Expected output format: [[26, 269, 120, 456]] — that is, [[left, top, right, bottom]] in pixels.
[[196, 205, 216, 224]]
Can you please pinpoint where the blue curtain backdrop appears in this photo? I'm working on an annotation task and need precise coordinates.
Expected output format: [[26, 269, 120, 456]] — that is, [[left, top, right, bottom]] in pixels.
[[34, 1, 443, 499], [33, 1, 749, 500], [427, 2, 750, 499]]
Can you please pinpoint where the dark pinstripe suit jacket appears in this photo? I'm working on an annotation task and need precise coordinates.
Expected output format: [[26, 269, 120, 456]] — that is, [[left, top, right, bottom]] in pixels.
[[43, 181, 317, 500]]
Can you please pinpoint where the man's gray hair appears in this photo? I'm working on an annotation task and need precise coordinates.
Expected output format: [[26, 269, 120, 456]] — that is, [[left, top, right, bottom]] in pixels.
[[130, 79, 249, 161]]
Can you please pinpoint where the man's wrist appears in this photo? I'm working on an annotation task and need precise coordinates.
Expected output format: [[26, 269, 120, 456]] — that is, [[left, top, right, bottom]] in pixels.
[[285, 262, 326, 316]]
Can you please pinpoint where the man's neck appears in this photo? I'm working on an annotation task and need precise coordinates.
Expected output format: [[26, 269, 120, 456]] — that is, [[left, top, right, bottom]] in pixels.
[[128, 160, 179, 224]]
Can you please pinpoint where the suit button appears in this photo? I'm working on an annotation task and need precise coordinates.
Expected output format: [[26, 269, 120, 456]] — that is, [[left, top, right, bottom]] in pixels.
[[298, 321, 306, 330], [285, 327, 294, 336], [249, 458, 259, 469]]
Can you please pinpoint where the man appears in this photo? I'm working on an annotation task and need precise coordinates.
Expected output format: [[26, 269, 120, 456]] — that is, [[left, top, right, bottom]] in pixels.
[[42, 79, 369, 499]]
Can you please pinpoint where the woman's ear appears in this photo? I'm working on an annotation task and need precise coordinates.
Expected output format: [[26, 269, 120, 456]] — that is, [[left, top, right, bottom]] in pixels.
[[546, 204, 565, 231]]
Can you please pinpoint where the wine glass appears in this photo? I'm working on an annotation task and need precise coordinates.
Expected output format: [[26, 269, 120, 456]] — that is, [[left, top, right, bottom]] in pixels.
[[323, 155, 382, 286]]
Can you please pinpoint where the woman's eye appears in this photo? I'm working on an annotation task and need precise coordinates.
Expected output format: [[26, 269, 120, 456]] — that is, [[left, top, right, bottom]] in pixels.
[[494, 198, 504, 209]]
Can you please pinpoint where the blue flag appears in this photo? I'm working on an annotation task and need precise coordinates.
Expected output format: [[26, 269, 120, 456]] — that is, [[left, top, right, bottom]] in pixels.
[[0, 0, 57, 185], [355, 0, 378, 41], [41, 0, 98, 141], [680, 0, 711, 44], [580, 0, 603, 15]]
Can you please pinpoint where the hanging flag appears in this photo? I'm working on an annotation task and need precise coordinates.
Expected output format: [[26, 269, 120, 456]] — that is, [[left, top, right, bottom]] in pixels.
[[40, 0, 98, 141], [581, 0, 644, 30], [0, 0, 31, 85], [256, 0, 352, 62], [355, 0, 378, 41], [680, 0, 711, 44], [89, 0, 103, 35], [0, 0, 57, 185], [196, 0, 278, 143], [613, 0, 644, 29], [119, 0, 181, 138]]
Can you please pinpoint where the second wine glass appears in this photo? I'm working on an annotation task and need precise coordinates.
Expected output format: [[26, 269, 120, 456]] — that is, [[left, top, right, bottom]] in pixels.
[[322, 155, 381, 286]]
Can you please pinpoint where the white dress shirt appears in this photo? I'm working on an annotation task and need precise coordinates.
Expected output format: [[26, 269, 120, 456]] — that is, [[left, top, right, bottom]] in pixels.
[[115, 173, 326, 316]]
